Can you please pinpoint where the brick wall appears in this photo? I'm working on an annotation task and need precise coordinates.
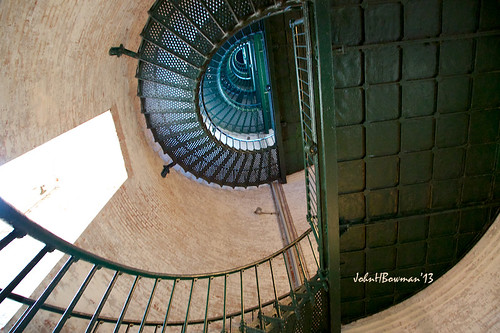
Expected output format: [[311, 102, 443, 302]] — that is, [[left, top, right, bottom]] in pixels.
[[0, 1, 314, 330]]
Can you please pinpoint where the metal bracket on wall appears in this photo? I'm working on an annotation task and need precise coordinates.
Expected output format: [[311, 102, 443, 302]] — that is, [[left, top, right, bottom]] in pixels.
[[161, 162, 177, 178], [109, 44, 139, 59]]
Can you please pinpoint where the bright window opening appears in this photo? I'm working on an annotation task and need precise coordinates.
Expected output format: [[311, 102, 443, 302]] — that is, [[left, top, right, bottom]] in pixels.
[[0, 110, 128, 328]]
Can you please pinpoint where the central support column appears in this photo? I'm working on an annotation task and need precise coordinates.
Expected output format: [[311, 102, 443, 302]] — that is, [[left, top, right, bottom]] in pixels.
[[307, 0, 341, 331]]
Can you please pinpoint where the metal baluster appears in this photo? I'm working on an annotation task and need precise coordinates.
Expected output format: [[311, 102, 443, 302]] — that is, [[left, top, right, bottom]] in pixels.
[[0, 230, 25, 252], [294, 244, 308, 283], [92, 321, 102, 333], [139, 278, 160, 333], [10, 256, 75, 333], [0, 246, 52, 304], [113, 275, 140, 333], [182, 279, 196, 333], [240, 270, 244, 328], [282, 252, 296, 307], [161, 279, 178, 333], [254, 265, 264, 330], [53, 264, 99, 333], [203, 277, 212, 333], [85, 271, 120, 333], [222, 274, 227, 332], [268, 260, 281, 318], [306, 233, 319, 270]]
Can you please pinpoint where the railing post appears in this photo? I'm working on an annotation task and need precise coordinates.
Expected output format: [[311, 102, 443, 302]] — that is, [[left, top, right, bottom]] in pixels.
[[53, 264, 99, 333], [114, 275, 141, 333], [203, 277, 212, 333], [161, 279, 178, 333], [308, 0, 341, 331], [86, 271, 120, 333], [182, 279, 196, 333], [222, 274, 227, 333], [139, 278, 160, 333]]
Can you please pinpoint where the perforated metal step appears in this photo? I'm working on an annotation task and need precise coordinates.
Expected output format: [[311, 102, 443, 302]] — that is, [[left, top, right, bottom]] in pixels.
[[137, 0, 300, 187]]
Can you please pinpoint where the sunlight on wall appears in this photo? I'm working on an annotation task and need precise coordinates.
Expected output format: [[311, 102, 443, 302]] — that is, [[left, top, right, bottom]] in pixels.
[[0, 110, 128, 328]]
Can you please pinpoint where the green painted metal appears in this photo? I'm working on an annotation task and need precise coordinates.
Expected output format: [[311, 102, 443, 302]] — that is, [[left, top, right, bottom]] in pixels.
[[54, 265, 99, 333], [132, 0, 305, 188], [0, 197, 319, 331], [161, 279, 177, 333], [182, 279, 196, 333], [265, 9, 305, 177], [330, 0, 500, 323], [0, 245, 51, 304], [203, 277, 212, 333], [291, 1, 342, 331], [308, 0, 341, 331], [139, 278, 159, 333], [291, 16, 321, 252], [252, 32, 273, 133], [86, 270, 120, 333]]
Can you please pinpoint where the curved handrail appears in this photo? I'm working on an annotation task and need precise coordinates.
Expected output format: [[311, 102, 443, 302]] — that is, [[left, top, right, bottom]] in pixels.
[[0, 197, 311, 280], [0, 196, 319, 331]]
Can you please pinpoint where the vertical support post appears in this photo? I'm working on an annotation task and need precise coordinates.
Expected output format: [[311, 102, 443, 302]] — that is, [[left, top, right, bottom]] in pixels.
[[240, 270, 245, 330], [203, 277, 212, 333], [161, 279, 178, 333], [254, 265, 264, 330], [182, 279, 196, 333], [139, 278, 160, 333], [0, 229, 25, 252], [282, 252, 297, 309], [86, 271, 120, 333], [306, 233, 320, 270], [253, 33, 273, 134], [308, 0, 341, 332], [222, 274, 227, 332], [268, 260, 281, 318], [114, 276, 141, 333]]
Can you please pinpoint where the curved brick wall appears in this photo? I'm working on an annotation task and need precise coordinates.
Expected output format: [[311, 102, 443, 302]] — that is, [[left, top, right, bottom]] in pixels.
[[1, 1, 498, 332], [0, 0, 287, 275]]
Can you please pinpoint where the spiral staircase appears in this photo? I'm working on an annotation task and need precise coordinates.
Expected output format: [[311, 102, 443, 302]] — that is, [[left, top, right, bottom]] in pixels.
[[1, 0, 500, 332], [132, 0, 300, 188]]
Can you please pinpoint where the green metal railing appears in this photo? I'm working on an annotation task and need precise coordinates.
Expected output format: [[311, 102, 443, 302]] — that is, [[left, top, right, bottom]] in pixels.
[[291, 1, 341, 331], [291, 16, 322, 268], [0, 197, 321, 332]]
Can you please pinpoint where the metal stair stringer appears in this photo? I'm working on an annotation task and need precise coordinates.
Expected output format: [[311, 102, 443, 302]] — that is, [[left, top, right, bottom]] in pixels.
[[135, 0, 301, 187]]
